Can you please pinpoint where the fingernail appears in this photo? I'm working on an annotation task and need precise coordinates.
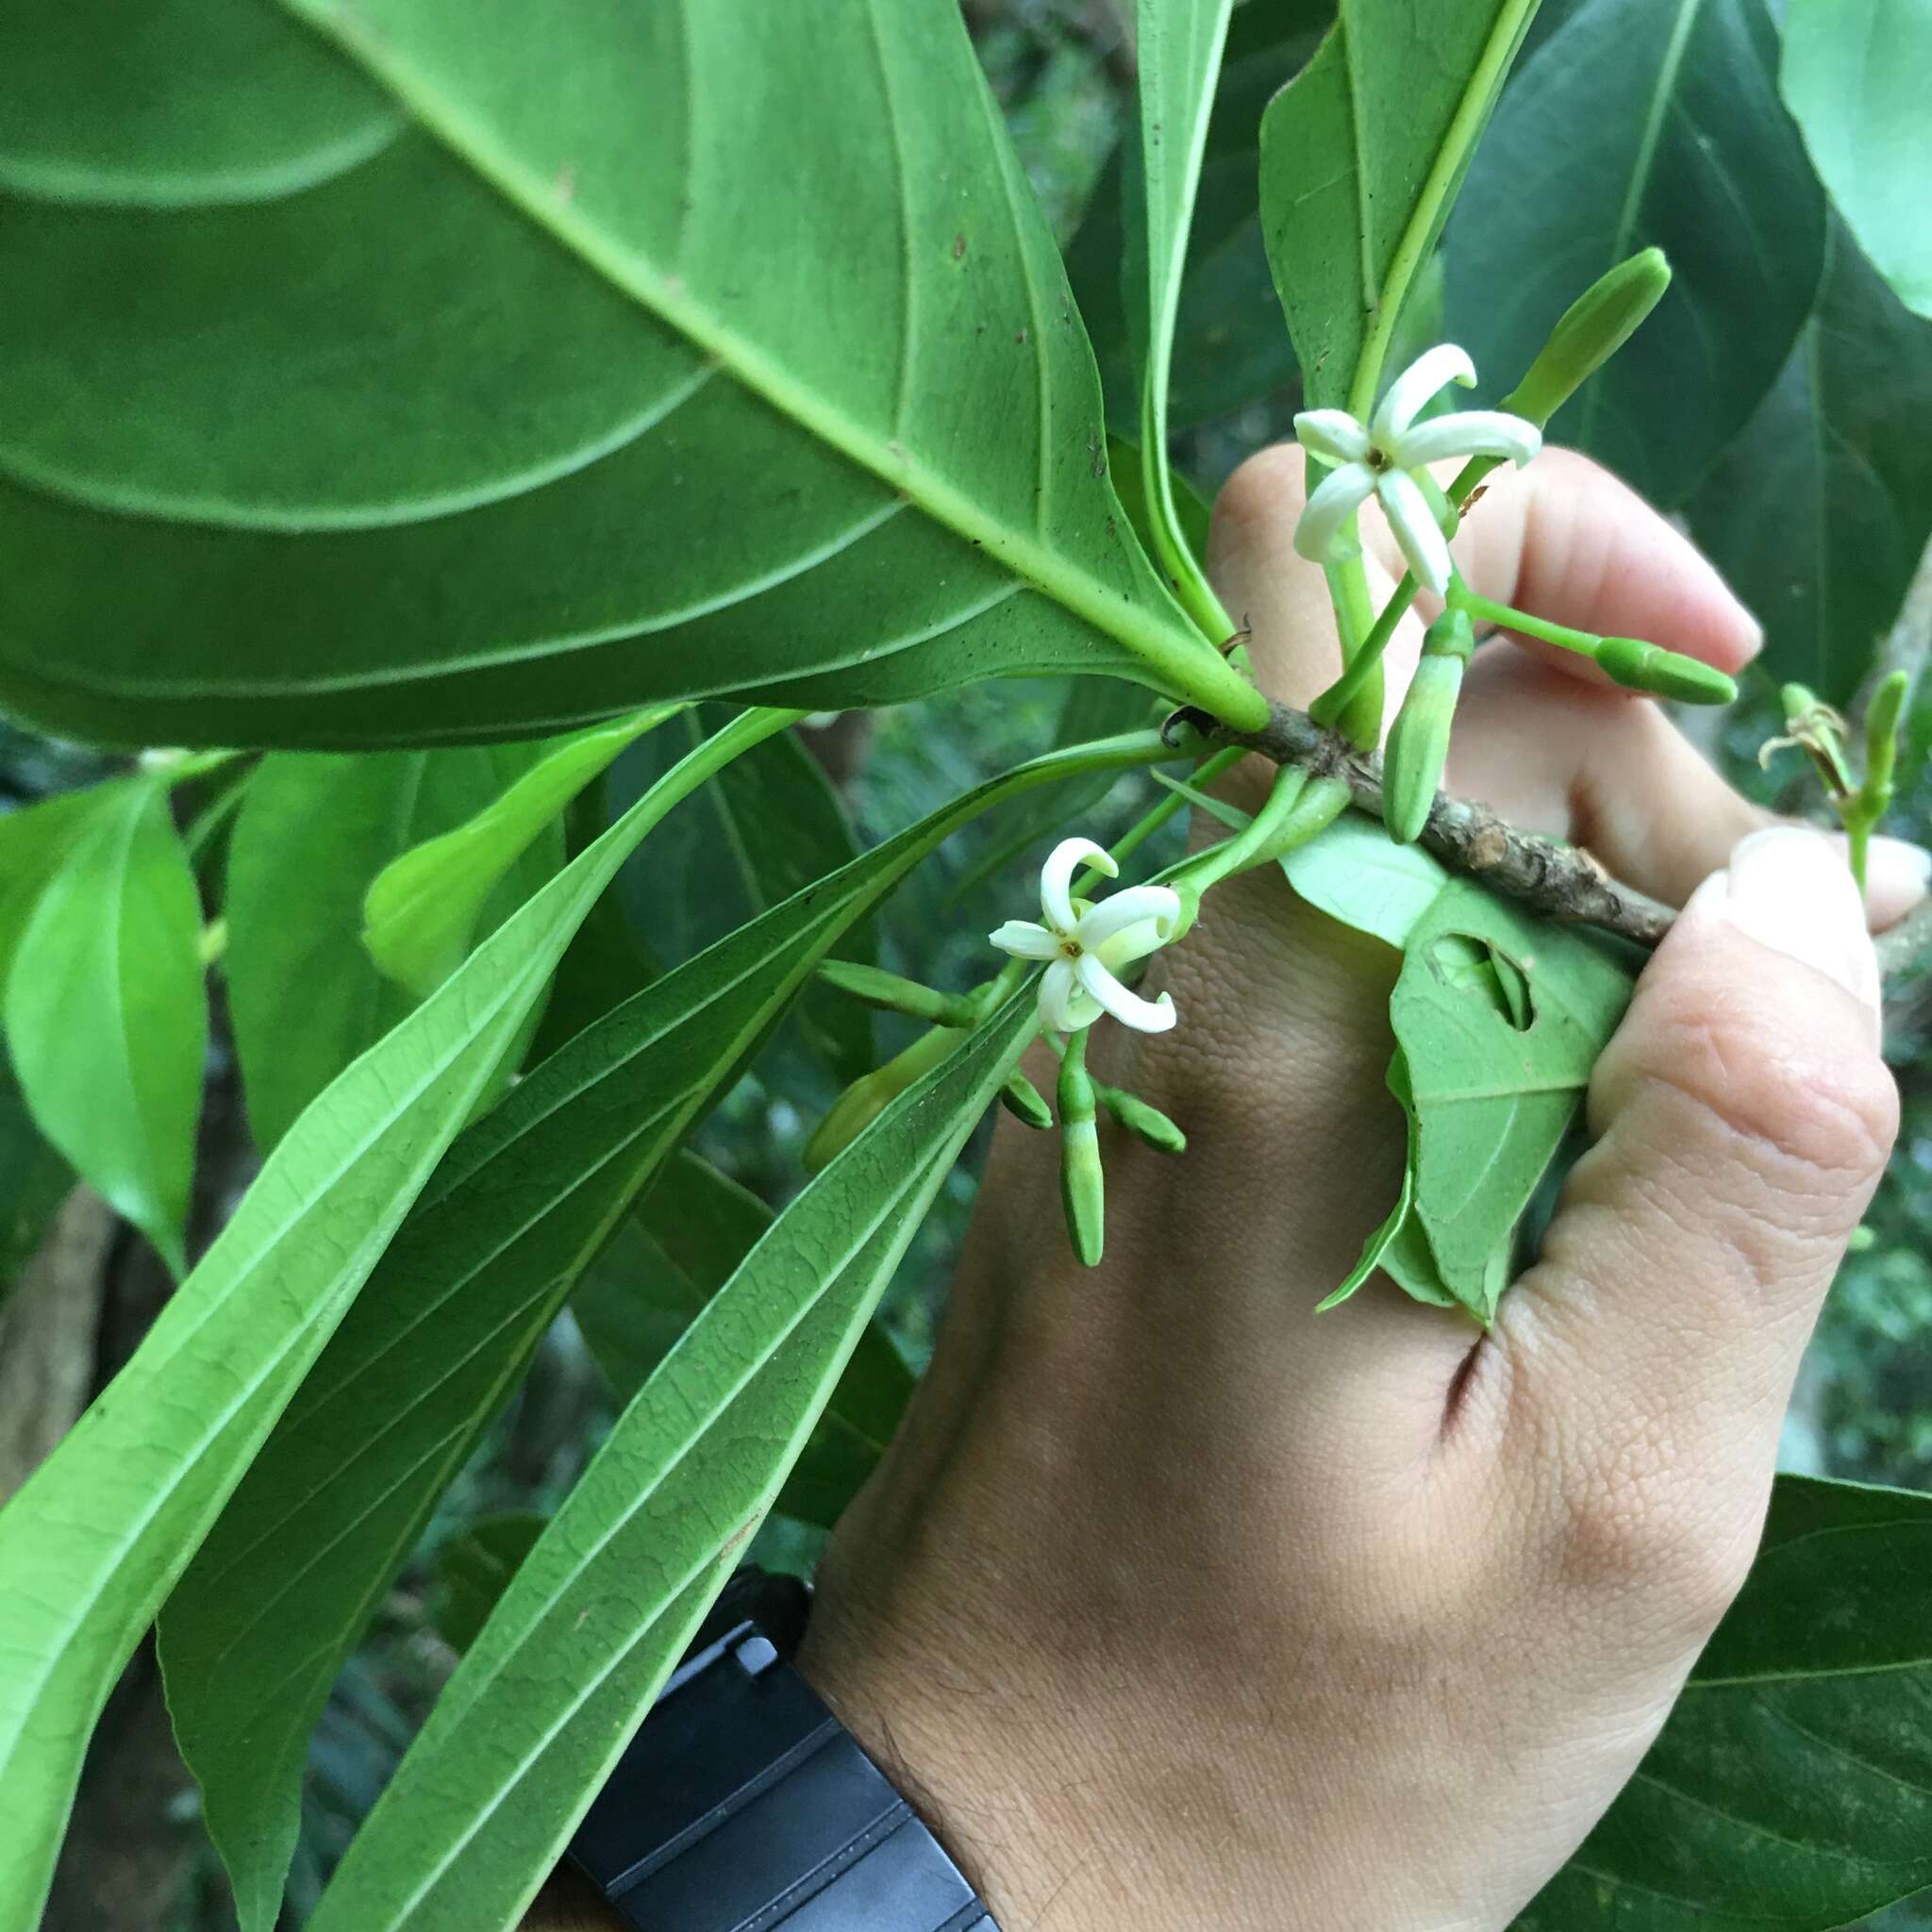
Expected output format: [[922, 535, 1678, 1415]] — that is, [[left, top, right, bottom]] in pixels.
[[1863, 835, 1932, 928], [1717, 827, 1880, 1019]]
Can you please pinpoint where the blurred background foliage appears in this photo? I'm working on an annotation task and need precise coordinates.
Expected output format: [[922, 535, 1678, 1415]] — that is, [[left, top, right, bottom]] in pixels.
[[3, 1, 1928, 1925]]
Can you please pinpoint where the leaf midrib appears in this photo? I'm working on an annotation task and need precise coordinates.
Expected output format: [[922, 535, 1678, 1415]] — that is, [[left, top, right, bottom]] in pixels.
[[275, 0, 1262, 725]]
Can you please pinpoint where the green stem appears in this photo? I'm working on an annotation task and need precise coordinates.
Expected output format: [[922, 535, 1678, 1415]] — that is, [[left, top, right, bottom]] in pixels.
[[1849, 822, 1872, 898], [1176, 763, 1311, 892], [1448, 584, 1601, 658], [814, 959, 984, 1028]]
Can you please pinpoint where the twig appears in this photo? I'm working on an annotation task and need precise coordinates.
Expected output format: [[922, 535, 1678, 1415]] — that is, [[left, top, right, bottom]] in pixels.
[[1204, 700, 1674, 944], [1198, 698, 1932, 1013]]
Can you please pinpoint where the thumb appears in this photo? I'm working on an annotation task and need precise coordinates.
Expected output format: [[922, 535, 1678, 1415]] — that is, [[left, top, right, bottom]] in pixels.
[[1490, 827, 1895, 1618]]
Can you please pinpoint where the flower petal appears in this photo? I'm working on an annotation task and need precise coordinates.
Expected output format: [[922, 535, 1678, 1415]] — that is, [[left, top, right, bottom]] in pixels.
[[1039, 957, 1099, 1032], [1377, 467, 1453, 596], [1391, 409, 1541, 470], [1041, 837, 1113, 934], [1093, 918, 1169, 970], [1291, 461, 1377, 566], [1371, 343, 1477, 444], [1074, 884, 1181, 954], [1074, 953, 1177, 1033], [988, 919, 1060, 960], [1292, 408, 1372, 467]]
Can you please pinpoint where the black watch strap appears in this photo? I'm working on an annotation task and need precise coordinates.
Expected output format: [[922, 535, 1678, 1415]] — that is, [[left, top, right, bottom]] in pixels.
[[568, 1571, 996, 1932]]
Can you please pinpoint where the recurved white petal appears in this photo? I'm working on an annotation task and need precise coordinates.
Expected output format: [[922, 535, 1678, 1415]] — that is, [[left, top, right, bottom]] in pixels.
[[1293, 408, 1373, 467], [1074, 954, 1177, 1033], [1038, 956, 1098, 1032], [1073, 884, 1181, 954], [1393, 409, 1541, 470], [988, 919, 1060, 961], [1372, 343, 1477, 444], [1377, 468, 1454, 596], [1041, 837, 1113, 935], [1291, 460, 1377, 566]]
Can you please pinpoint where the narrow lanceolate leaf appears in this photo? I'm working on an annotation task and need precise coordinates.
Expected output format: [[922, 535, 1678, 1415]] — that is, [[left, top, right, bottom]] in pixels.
[[1066, 3, 1330, 432], [0, 708, 789, 1932], [1782, 0, 1932, 320], [306, 991, 1036, 1932], [226, 742, 564, 1151], [1259, 0, 1538, 415], [1686, 222, 1932, 704], [3, 776, 206, 1274], [1447, 0, 1825, 509], [1133, 0, 1238, 632], [364, 707, 674, 998], [1391, 881, 1631, 1319], [157, 728, 1171, 1931], [575, 1152, 914, 1529], [0, 0, 1262, 750], [1519, 1475, 1932, 1930]]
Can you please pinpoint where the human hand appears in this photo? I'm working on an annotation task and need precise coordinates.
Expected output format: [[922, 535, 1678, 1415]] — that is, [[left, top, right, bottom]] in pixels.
[[780, 446, 1922, 1931]]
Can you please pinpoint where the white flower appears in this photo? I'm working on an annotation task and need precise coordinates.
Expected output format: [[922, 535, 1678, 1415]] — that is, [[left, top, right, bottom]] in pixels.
[[990, 837, 1180, 1035], [1291, 344, 1541, 595]]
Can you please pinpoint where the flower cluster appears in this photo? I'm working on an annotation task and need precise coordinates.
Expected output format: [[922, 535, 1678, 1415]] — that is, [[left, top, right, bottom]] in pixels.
[[1291, 345, 1541, 595]]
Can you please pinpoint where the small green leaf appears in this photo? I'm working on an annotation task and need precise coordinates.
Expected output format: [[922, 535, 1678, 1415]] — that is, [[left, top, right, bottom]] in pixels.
[[1686, 221, 1932, 703], [574, 1152, 913, 1529], [1448, 0, 1826, 508], [1391, 881, 1632, 1318], [3, 776, 206, 1274], [1279, 808, 1451, 950], [1317, 1052, 1420, 1311], [431, 1514, 547, 1657], [1782, 0, 1932, 320], [0, 784, 112, 988], [364, 708, 672, 999], [304, 991, 1038, 1932], [1520, 1474, 1932, 1929], [1260, 0, 1537, 416], [226, 743, 565, 1150], [0, 708, 791, 1931]]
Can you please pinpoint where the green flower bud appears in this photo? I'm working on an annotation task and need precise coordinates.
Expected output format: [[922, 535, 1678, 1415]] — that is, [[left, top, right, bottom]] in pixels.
[[1058, 1044, 1105, 1267], [1100, 1085, 1187, 1154], [1501, 248, 1672, 428], [999, 1072, 1054, 1131], [803, 1024, 958, 1173], [1593, 636, 1736, 706], [1382, 609, 1472, 845]]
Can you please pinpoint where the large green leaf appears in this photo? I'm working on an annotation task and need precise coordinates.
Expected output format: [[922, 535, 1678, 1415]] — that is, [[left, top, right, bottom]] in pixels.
[[575, 1151, 914, 1529], [0, 784, 115, 987], [3, 776, 206, 1274], [1259, 0, 1538, 415], [225, 743, 564, 1151], [1782, 0, 1932, 321], [1520, 1475, 1932, 1930], [1067, 3, 1330, 431], [0, 0, 1263, 749], [1446, 0, 1826, 509], [156, 727, 1172, 1930], [1686, 223, 1932, 704], [0, 708, 790, 1930], [305, 990, 1036, 1932]]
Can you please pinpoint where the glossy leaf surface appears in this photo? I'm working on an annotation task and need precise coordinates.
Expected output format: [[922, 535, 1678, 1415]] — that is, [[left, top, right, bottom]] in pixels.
[[1686, 224, 1932, 704], [305, 993, 1036, 1932], [575, 1152, 913, 1528], [1260, 0, 1535, 414], [1782, 0, 1932, 320], [0, 712, 784, 1928], [3, 777, 206, 1273], [1447, 0, 1825, 508], [1521, 1475, 1932, 1928], [226, 743, 562, 1150], [0, 0, 1261, 748]]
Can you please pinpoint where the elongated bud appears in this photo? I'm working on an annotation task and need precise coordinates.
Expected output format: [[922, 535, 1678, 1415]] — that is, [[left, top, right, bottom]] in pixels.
[[1593, 636, 1736, 706], [1861, 668, 1910, 819], [1100, 1085, 1187, 1154], [1383, 609, 1472, 844], [1501, 248, 1672, 427], [814, 959, 982, 1028], [1057, 1041, 1105, 1267], [803, 1024, 959, 1173], [999, 1072, 1053, 1130]]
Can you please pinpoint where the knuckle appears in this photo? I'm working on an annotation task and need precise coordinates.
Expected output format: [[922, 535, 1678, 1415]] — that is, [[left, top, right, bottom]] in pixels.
[[1599, 983, 1897, 1195]]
